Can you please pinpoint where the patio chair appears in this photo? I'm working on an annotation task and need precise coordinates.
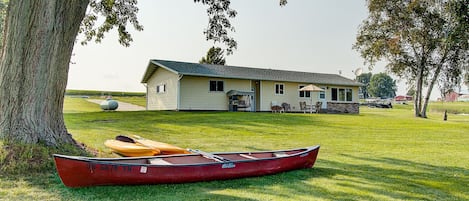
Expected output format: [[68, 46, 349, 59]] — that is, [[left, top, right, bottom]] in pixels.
[[271, 101, 284, 113], [281, 102, 291, 112], [299, 101, 311, 113], [314, 101, 322, 113]]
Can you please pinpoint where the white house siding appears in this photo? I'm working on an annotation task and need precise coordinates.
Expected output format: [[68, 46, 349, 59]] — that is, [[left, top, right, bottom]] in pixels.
[[146, 68, 179, 110], [179, 76, 251, 110], [259, 81, 324, 111]]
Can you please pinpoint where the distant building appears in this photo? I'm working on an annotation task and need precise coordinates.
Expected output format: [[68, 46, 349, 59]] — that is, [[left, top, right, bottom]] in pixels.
[[394, 95, 413, 102], [445, 92, 461, 102]]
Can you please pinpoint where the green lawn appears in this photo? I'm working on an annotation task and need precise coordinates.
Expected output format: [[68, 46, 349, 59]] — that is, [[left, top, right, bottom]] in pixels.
[[428, 101, 469, 114], [111, 96, 147, 107], [1, 99, 468, 200]]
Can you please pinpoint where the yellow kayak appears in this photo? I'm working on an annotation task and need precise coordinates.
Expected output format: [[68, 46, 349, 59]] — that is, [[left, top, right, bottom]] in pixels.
[[135, 139, 191, 155], [104, 140, 160, 157], [104, 136, 190, 157]]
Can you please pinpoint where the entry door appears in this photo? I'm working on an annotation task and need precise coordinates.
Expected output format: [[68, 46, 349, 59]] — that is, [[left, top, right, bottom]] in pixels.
[[319, 87, 327, 109], [251, 80, 261, 112]]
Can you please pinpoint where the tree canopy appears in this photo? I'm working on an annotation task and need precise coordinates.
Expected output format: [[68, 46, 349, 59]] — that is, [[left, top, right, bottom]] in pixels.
[[199, 46, 226, 65], [80, 0, 242, 54], [356, 72, 372, 99], [464, 72, 469, 88], [354, 0, 469, 118], [368, 73, 397, 99], [0, 0, 288, 148]]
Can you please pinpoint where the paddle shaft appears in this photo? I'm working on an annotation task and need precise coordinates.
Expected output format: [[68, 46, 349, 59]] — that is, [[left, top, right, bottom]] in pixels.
[[188, 149, 231, 162]]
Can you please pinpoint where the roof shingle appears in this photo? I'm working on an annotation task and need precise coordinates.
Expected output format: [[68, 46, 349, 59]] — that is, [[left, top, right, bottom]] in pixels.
[[142, 59, 362, 87]]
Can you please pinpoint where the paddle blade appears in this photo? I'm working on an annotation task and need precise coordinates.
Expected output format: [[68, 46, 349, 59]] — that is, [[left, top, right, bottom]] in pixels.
[[116, 135, 135, 143]]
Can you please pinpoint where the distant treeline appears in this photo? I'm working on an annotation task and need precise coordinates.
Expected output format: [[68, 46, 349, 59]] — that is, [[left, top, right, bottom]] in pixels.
[[66, 89, 145, 97]]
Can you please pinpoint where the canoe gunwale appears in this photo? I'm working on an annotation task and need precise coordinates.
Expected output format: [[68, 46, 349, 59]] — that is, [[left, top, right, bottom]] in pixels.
[[53, 145, 320, 167]]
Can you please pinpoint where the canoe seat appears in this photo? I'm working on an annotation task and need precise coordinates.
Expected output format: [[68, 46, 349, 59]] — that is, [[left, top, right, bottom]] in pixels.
[[273, 152, 289, 157], [239, 154, 257, 159], [148, 158, 172, 165]]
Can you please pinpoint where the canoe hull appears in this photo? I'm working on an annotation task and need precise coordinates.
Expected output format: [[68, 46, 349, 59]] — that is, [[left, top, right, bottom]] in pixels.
[[54, 146, 319, 187]]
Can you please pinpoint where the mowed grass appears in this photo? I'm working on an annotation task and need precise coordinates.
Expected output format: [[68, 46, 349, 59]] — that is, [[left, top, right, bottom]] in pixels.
[[428, 101, 469, 114], [1, 98, 469, 200]]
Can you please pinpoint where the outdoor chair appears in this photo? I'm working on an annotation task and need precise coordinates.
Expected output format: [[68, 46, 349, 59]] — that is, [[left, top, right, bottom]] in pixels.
[[314, 101, 322, 113], [281, 102, 291, 112], [271, 101, 284, 113], [299, 101, 311, 113]]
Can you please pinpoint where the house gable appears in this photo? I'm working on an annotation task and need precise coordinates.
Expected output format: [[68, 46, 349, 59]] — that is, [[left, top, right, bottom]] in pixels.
[[145, 64, 179, 110]]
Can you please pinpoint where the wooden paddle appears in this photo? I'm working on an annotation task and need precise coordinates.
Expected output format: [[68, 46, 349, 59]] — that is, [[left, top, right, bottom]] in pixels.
[[115, 135, 191, 155], [115, 135, 135, 143], [116, 135, 231, 162]]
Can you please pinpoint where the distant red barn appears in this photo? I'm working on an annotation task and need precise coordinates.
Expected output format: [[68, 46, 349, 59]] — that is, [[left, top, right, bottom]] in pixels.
[[394, 95, 412, 101], [445, 92, 461, 102]]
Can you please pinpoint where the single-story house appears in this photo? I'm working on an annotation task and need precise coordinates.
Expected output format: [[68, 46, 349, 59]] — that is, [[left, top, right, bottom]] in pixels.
[[141, 59, 363, 113]]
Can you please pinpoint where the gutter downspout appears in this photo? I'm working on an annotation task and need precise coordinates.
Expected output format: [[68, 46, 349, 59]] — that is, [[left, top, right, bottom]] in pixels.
[[177, 74, 184, 111]]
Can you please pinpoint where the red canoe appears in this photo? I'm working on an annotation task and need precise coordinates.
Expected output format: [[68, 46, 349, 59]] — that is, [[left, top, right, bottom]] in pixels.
[[53, 145, 320, 187]]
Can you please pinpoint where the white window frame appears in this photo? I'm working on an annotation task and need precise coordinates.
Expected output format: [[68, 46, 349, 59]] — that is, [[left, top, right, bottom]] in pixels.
[[275, 83, 285, 95], [298, 85, 311, 98], [156, 84, 166, 94], [209, 80, 224, 92], [331, 87, 353, 102]]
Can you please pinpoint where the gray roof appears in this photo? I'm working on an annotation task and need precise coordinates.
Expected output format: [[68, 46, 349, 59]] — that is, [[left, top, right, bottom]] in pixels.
[[142, 59, 362, 87]]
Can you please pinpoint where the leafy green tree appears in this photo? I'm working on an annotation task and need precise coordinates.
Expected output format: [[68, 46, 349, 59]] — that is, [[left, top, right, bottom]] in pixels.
[[464, 72, 469, 88], [406, 87, 416, 97], [199, 47, 226, 65], [0, 0, 286, 148], [0, 0, 7, 49], [354, 0, 469, 118], [368, 73, 397, 99], [438, 66, 462, 100], [356, 72, 372, 99]]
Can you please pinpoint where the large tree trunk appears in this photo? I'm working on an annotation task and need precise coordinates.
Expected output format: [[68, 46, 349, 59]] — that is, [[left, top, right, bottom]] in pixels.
[[0, 1, 89, 146], [414, 65, 424, 117], [421, 52, 447, 118], [421, 70, 439, 118]]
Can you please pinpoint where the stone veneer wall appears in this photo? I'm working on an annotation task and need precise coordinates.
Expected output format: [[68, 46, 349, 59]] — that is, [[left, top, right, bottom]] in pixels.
[[326, 102, 359, 114]]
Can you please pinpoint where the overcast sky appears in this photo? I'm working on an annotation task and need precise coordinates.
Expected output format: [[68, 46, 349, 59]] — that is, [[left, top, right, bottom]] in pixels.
[[68, 0, 464, 99]]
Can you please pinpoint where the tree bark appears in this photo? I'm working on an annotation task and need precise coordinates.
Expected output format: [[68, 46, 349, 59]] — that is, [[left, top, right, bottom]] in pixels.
[[0, 0, 89, 146], [414, 65, 424, 117], [421, 49, 448, 118], [421, 65, 442, 118]]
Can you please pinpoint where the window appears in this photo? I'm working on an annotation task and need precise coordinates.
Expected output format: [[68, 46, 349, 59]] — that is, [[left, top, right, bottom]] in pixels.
[[346, 89, 353, 101], [331, 87, 353, 102], [298, 85, 311, 97], [156, 84, 166, 93], [339, 89, 345, 101], [319, 87, 326, 99], [275, 83, 284, 95], [332, 88, 338, 101], [209, 80, 224, 92]]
